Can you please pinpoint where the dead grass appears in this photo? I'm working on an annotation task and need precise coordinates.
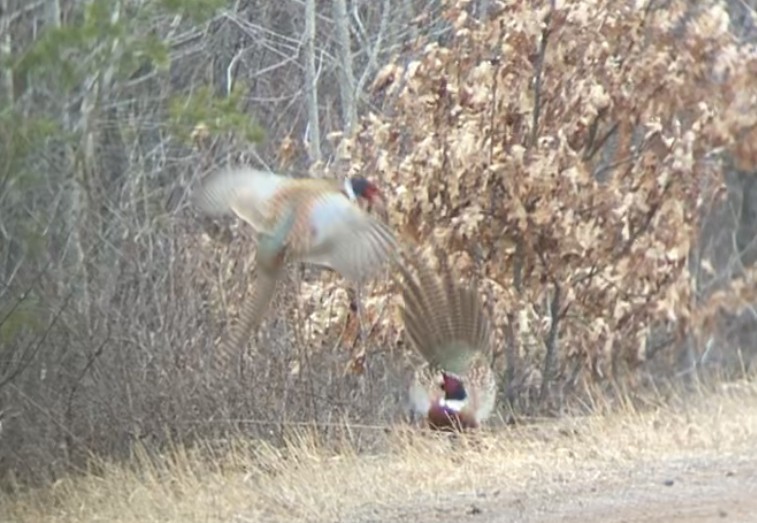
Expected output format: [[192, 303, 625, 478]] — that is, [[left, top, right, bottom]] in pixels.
[[2, 379, 757, 523]]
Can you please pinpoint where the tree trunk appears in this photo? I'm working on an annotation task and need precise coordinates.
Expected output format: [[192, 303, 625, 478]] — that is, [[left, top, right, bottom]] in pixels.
[[333, 0, 356, 134], [304, 0, 322, 164], [0, 0, 13, 105]]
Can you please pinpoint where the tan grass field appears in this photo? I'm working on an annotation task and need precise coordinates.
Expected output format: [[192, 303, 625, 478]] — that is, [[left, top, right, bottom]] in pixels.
[[3, 380, 757, 523]]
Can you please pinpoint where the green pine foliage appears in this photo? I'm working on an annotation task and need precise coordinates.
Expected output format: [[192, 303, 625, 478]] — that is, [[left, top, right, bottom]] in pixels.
[[168, 83, 266, 145]]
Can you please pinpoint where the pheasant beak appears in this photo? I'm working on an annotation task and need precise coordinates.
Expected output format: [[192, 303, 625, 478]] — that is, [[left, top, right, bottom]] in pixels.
[[365, 190, 389, 221]]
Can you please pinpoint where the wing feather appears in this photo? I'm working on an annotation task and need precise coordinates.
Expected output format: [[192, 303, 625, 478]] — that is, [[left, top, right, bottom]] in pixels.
[[193, 167, 286, 232], [300, 193, 398, 282]]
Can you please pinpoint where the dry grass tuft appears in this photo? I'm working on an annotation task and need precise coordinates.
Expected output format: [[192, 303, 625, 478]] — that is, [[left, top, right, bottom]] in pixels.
[[3, 379, 757, 522]]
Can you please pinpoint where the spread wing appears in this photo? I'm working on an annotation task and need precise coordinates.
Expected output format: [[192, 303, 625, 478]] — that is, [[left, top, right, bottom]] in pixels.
[[301, 192, 399, 283], [192, 167, 286, 232]]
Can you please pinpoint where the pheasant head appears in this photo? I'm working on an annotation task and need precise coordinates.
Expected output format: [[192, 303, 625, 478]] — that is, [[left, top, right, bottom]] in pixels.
[[346, 176, 381, 201], [442, 371, 467, 403], [344, 176, 386, 218]]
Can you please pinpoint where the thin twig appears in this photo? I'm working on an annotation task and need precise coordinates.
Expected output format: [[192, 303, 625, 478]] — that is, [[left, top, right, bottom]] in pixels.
[[530, 0, 556, 148]]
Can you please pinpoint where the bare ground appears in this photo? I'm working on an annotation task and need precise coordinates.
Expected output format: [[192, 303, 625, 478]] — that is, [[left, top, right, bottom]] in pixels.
[[3, 380, 757, 523], [366, 452, 757, 523]]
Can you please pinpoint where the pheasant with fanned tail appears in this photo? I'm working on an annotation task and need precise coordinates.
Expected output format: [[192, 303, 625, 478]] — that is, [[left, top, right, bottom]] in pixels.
[[397, 248, 497, 430]]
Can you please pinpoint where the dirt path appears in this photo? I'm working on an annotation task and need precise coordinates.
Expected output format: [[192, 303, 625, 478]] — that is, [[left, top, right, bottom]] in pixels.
[[365, 453, 757, 523], [529, 456, 757, 523]]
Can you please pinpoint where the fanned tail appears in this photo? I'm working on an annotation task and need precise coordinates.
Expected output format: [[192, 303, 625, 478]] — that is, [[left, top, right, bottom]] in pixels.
[[396, 246, 491, 375]]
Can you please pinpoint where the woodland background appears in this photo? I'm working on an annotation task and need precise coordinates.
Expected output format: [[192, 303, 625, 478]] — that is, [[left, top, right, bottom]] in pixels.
[[1, 0, 756, 488]]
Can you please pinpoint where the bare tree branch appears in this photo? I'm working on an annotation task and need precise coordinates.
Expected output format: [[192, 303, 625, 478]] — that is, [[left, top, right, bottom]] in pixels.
[[355, 0, 391, 99]]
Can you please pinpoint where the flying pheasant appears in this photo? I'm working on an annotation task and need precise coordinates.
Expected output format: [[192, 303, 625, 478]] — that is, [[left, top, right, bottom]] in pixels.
[[192, 167, 398, 365], [397, 248, 497, 430]]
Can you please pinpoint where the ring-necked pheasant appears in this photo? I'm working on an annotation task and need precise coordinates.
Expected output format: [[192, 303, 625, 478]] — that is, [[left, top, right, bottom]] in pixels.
[[192, 167, 398, 366], [396, 248, 497, 430]]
